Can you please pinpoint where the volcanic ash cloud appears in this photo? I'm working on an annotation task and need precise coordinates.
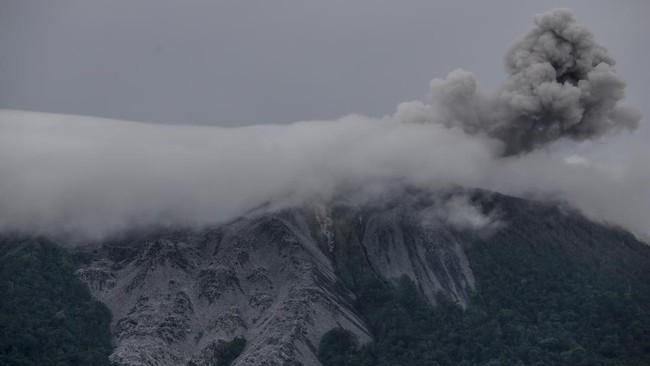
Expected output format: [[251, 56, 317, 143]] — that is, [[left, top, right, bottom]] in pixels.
[[426, 8, 641, 155]]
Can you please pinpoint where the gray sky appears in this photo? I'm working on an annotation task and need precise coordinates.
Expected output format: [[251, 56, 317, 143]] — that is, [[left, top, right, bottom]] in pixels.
[[1, 0, 648, 128]]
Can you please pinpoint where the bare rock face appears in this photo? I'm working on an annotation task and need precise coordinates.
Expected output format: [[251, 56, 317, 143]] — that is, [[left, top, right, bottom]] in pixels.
[[77, 210, 371, 366], [348, 204, 476, 306], [76, 197, 478, 365]]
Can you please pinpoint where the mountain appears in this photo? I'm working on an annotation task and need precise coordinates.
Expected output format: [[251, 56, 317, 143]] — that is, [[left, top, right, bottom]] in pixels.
[[3, 190, 650, 365]]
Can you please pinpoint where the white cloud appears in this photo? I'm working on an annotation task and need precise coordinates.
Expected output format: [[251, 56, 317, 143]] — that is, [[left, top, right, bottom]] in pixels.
[[1, 109, 647, 242], [0, 110, 495, 239]]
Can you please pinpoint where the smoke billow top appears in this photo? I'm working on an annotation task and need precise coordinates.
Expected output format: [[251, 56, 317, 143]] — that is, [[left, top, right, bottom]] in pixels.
[[429, 8, 640, 155], [0, 9, 647, 241]]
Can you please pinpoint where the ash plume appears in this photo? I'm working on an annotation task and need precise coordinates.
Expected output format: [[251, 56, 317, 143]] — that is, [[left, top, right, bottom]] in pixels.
[[429, 8, 641, 155]]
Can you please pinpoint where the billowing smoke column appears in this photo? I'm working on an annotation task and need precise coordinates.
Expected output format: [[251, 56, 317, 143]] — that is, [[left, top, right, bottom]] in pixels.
[[428, 8, 640, 155]]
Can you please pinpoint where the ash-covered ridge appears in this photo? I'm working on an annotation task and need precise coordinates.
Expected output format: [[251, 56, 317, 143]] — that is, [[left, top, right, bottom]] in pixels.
[[75, 192, 480, 366], [69, 186, 650, 365], [76, 211, 366, 366]]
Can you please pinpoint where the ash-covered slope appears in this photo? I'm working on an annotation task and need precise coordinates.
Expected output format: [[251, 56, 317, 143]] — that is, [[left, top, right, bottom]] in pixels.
[[73, 190, 650, 365], [76, 210, 370, 366], [74, 191, 478, 366]]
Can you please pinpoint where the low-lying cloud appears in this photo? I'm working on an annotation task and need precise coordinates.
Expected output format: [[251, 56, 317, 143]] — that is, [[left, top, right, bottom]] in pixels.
[[418, 195, 502, 232], [0, 9, 647, 242], [0, 110, 497, 239]]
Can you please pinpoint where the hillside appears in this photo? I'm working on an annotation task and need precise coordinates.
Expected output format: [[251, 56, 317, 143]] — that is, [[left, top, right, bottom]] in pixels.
[[0, 236, 113, 366], [319, 193, 650, 365], [2, 190, 649, 365]]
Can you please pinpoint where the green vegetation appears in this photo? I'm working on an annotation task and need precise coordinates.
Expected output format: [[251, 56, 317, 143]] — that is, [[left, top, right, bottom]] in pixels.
[[214, 336, 246, 366], [0, 236, 114, 366], [319, 203, 650, 366], [318, 327, 372, 366]]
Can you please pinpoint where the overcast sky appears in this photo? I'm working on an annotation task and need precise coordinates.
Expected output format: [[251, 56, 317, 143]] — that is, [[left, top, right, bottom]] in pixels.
[[1, 0, 648, 129]]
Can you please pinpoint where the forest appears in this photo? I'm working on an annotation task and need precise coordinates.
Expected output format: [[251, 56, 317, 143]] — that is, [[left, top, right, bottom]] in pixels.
[[0, 236, 113, 366], [319, 203, 650, 366]]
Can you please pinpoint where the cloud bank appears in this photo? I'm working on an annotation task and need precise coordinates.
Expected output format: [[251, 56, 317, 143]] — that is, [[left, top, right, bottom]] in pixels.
[[0, 9, 646, 241], [0, 110, 497, 239]]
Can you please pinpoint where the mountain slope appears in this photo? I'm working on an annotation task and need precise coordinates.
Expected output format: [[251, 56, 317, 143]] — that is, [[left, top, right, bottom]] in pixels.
[[15, 190, 649, 366], [0, 236, 113, 366], [74, 190, 481, 366], [75, 210, 372, 366], [318, 193, 650, 365]]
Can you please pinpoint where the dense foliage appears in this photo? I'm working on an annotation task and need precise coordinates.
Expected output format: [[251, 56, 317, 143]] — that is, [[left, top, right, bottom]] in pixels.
[[0, 236, 113, 366], [318, 327, 373, 366], [319, 200, 650, 366], [214, 336, 246, 366]]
